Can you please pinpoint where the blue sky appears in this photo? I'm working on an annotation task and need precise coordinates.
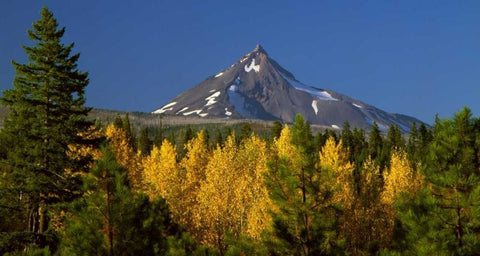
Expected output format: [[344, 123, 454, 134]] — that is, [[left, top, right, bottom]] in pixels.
[[1, 1, 479, 124]]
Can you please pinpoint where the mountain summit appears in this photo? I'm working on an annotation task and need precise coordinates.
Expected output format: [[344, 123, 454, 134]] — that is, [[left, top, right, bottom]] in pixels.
[[153, 45, 422, 132]]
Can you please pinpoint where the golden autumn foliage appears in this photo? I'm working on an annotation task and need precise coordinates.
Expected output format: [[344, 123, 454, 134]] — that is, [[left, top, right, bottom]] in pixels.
[[381, 149, 424, 206], [195, 134, 271, 251], [318, 137, 355, 207], [274, 125, 297, 161], [177, 131, 210, 230], [142, 139, 180, 201], [236, 134, 272, 239], [344, 157, 392, 253], [105, 125, 143, 190], [67, 125, 103, 167], [139, 131, 272, 252]]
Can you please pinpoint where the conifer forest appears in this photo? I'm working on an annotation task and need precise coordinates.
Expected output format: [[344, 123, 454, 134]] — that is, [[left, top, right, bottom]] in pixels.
[[2, 7, 480, 256]]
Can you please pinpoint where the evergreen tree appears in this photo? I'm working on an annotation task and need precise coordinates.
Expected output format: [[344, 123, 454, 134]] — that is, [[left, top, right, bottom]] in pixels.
[[138, 127, 153, 156], [153, 126, 163, 148], [368, 122, 387, 168], [239, 123, 252, 143], [0, 7, 93, 252], [213, 128, 223, 147], [59, 146, 176, 255], [396, 108, 480, 254], [418, 122, 433, 154], [368, 122, 383, 160], [181, 125, 195, 146], [386, 124, 405, 150], [122, 113, 136, 150], [113, 115, 123, 129], [313, 131, 327, 153], [406, 122, 419, 163], [266, 115, 342, 255], [340, 121, 353, 152], [271, 120, 283, 140], [351, 127, 368, 167]]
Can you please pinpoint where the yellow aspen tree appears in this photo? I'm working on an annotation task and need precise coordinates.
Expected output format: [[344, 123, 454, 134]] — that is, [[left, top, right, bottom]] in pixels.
[[318, 137, 355, 208], [177, 131, 210, 234], [344, 157, 391, 254], [105, 124, 143, 190], [237, 134, 272, 239], [195, 135, 239, 252], [142, 139, 180, 201], [194, 133, 272, 252], [382, 149, 424, 206], [274, 125, 297, 160], [380, 149, 424, 248]]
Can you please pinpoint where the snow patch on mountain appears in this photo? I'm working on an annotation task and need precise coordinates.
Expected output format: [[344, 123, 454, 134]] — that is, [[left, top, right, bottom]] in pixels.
[[199, 113, 208, 117], [183, 109, 203, 116], [228, 84, 252, 117], [225, 108, 232, 116], [280, 73, 337, 101], [153, 102, 177, 114], [215, 72, 223, 78], [312, 100, 318, 115], [353, 103, 363, 108], [205, 91, 220, 106], [332, 125, 340, 129], [177, 107, 189, 114], [245, 58, 260, 73]]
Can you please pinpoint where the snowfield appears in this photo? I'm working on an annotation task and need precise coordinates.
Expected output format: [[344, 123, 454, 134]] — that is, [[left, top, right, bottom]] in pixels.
[[153, 102, 177, 114], [244, 58, 260, 73], [280, 73, 338, 101], [312, 100, 318, 115], [205, 91, 220, 106]]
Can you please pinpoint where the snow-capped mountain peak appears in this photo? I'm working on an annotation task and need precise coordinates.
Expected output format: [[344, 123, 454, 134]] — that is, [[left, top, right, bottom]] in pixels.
[[153, 45, 423, 132]]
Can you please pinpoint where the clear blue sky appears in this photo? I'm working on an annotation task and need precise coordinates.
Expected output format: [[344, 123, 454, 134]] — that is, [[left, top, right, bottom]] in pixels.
[[1, 1, 479, 124]]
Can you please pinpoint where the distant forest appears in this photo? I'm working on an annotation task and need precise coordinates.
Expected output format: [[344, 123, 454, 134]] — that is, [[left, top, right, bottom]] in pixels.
[[2, 7, 480, 256]]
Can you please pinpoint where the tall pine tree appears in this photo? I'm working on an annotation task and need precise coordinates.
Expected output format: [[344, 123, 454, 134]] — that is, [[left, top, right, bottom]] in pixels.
[[0, 7, 92, 252]]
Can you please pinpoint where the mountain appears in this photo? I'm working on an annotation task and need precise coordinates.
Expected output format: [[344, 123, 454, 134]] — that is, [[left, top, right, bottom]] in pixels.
[[153, 44, 423, 132]]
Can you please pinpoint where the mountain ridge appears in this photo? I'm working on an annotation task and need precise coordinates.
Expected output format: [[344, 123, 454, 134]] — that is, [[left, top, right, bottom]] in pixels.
[[154, 45, 424, 132]]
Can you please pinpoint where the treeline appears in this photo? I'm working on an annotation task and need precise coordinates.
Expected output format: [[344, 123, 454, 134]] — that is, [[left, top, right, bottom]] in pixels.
[[2, 7, 480, 256], [3, 108, 480, 255]]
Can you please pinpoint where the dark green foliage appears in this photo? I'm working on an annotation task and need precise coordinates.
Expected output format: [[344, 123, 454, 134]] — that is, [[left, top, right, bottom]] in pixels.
[[113, 115, 123, 129], [271, 120, 283, 140], [0, 7, 93, 253], [394, 107, 480, 255], [59, 146, 178, 255], [122, 113, 136, 150], [239, 123, 252, 142], [406, 122, 419, 163], [313, 131, 328, 153], [419, 122, 433, 150], [350, 128, 369, 168], [153, 126, 164, 148], [180, 125, 195, 146], [341, 121, 353, 151], [368, 122, 383, 161], [386, 125, 405, 151], [138, 127, 153, 156], [224, 127, 233, 139], [213, 128, 223, 147], [265, 114, 342, 255]]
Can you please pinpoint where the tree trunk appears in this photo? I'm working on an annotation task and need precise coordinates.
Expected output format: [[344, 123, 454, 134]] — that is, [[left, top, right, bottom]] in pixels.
[[38, 204, 46, 234]]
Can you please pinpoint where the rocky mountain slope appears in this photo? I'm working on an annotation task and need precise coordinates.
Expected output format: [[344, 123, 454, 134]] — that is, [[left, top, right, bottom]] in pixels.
[[154, 45, 423, 132]]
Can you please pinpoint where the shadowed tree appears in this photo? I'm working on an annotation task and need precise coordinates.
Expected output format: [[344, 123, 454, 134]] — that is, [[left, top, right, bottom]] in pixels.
[[0, 7, 93, 253]]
